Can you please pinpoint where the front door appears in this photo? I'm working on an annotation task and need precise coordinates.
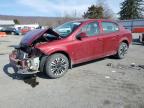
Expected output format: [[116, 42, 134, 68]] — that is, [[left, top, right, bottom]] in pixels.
[[71, 21, 103, 64]]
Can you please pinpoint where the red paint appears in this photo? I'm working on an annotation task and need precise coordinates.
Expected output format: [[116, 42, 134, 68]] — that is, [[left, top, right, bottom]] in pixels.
[[35, 19, 132, 65], [132, 27, 144, 33], [20, 27, 31, 35]]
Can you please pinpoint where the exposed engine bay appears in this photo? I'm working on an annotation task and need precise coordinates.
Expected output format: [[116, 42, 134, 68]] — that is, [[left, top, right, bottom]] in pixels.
[[16, 28, 60, 59]]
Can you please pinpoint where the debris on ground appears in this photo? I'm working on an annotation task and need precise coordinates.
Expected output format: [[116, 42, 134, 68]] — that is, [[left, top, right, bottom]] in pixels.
[[111, 70, 116, 73], [130, 63, 136, 67], [106, 63, 113, 67], [105, 76, 110, 79], [106, 63, 144, 71], [138, 65, 144, 69]]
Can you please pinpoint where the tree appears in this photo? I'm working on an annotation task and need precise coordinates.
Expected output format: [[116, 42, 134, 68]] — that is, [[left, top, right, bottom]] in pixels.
[[119, 0, 144, 20], [13, 19, 20, 24], [103, 8, 115, 19], [97, 0, 116, 19], [83, 5, 104, 19]]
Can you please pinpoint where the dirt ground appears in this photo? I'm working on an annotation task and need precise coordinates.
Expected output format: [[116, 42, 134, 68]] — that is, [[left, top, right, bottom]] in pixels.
[[0, 34, 144, 108]]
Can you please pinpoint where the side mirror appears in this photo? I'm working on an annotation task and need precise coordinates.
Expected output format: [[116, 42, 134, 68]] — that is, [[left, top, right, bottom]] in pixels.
[[76, 32, 87, 40]]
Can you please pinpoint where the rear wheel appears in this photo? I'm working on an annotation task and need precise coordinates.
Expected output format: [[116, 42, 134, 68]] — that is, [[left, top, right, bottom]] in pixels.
[[115, 42, 128, 59], [45, 53, 69, 79]]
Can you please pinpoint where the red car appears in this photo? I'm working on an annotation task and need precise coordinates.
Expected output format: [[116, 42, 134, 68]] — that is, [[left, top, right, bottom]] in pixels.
[[9, 19, 132, 78], [20, 27, 31, 35]]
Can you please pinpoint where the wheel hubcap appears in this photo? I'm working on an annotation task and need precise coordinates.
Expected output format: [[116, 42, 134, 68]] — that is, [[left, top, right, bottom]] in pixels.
[[119, 43, 128, 57], [50, 57, 67, 75]]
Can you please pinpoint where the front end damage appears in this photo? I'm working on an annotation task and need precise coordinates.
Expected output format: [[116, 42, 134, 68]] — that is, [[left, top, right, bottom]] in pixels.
[[9, 47, 41, 74], [9, 28, 60, 74]]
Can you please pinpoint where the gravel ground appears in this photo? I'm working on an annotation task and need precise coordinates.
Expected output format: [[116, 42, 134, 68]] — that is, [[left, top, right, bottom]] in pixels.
[[0, 34, 144, 108]]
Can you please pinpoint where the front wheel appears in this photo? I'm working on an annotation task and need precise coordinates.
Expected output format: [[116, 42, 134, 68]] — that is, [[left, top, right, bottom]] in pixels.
[[45, 53, 69, 79], [115, 42, 128, 59]]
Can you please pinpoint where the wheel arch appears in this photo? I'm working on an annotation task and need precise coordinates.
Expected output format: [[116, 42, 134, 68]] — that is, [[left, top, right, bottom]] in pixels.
[[121, 40, 129, 47], [119, 38, 129, 47]]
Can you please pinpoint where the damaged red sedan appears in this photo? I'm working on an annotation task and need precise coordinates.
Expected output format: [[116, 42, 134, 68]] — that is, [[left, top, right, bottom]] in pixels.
[[9, 19, 132, 78]]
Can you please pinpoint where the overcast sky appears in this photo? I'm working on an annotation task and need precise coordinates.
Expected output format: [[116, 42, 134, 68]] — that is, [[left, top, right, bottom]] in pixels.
[[0, 0, 123, 17]]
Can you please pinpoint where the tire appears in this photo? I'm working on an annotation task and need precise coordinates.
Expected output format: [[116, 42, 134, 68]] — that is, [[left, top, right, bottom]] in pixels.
[[115, 42, 128, 59], [39, 56, 48, 73], [45, 53, 69, 79]]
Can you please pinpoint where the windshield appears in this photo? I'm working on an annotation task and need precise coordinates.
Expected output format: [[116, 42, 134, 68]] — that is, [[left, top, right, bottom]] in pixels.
[[54, 21, 82, 38]]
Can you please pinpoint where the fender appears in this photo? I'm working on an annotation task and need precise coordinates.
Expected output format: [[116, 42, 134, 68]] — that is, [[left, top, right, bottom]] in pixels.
[[36, 45, 73, 68], [36, 45, 67, 55]]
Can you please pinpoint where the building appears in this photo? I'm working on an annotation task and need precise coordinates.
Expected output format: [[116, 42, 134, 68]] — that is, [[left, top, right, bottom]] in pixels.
[[0, 20, 15, 27], [118, 19, 144, 31]]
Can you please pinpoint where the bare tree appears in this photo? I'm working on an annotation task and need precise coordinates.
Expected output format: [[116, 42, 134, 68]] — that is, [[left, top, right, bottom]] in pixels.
[[97, 0, 116, 19]]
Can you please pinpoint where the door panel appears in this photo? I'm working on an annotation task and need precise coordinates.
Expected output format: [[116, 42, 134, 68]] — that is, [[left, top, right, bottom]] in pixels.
[[70, 37, 95, 64], [70, 35, 104, 64], [101, 22, 119, 56], [98, 33, 118, 56], [92, 36, 103, 58], [70, 21, 104, 64]]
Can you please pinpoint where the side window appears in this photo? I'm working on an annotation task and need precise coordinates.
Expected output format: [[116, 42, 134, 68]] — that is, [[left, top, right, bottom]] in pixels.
[[102, 22, 119, 33], [81, 22, 100, 36]]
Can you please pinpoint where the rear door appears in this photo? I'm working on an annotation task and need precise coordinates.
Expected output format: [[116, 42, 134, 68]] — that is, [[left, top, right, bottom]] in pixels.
[[99, 22, 119, 56]]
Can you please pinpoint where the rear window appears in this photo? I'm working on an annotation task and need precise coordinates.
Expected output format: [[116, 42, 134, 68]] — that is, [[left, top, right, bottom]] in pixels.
[[102, 22, 119, 33]]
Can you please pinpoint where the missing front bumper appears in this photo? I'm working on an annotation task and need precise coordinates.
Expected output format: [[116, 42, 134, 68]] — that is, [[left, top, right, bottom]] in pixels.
[[9, 51, 40, 74]]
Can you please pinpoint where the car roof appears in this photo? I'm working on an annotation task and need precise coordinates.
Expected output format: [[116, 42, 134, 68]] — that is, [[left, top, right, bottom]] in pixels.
[[73, 19, 116, 23]]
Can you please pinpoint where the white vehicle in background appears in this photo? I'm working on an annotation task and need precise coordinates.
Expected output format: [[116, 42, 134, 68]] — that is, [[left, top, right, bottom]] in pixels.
[[0, 26, 3, 30], [14, 24, 40, 30], [14, 24, 40, 35]]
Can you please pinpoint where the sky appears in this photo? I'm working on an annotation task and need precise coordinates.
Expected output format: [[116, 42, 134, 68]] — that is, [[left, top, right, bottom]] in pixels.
[[0, 0, 123, 17]]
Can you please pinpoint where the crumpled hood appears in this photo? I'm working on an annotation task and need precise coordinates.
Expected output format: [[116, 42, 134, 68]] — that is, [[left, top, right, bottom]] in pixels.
[[20, 28, 60, 46]]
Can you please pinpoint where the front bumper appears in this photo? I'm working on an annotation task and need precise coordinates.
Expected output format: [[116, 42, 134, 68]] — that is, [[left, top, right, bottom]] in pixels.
[[9, 50, 39, 74]]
